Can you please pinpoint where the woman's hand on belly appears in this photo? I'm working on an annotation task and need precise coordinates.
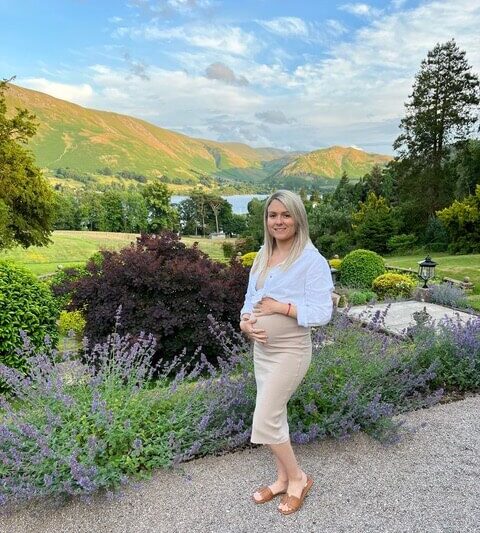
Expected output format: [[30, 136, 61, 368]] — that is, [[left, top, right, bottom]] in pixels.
[[240, 314, 268, 343], [253, 297, 286, 317]]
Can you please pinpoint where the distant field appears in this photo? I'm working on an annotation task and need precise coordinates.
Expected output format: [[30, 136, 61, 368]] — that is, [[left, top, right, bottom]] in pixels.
[[0, 231, 234, 275], [386, 253, 480, 310], [386, 253, 480, 294]]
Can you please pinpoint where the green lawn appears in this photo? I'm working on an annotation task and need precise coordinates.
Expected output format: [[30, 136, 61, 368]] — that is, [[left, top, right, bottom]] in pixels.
[[0, 231, 234, 275], [386, 253, 480, 293], [386, 252, 480, 310]]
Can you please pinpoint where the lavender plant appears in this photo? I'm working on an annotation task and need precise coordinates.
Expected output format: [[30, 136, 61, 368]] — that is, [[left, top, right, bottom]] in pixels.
[[5, 309, 478, 507], [0, 314, 256, 507], [428, 283, 469, 308], [410, 314, 480, 391], [288, 312, 443, 446]]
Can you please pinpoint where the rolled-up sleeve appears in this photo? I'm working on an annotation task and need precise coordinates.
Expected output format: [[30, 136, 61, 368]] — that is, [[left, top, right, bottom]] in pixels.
[[296, 255, 334, 327], [240, 269, 256, 318]]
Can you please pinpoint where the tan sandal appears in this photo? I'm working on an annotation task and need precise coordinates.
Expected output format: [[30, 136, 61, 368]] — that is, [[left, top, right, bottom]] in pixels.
[[279, 476, 314, 515], [252, 485, 287, 504]]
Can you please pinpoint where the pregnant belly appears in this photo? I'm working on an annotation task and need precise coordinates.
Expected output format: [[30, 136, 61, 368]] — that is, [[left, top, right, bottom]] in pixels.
[[253, 313, 310, 347]]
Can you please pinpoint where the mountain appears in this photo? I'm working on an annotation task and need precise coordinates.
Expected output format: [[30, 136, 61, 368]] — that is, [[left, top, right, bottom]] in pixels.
[[273, 146, 392, 180], [5, 84, 392, 189], [4, 84, 284, 181]]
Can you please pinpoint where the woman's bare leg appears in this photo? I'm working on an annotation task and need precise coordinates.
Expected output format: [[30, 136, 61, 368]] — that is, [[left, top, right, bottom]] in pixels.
[[268, 440, 308, 512], [252, 447, 289, 502]]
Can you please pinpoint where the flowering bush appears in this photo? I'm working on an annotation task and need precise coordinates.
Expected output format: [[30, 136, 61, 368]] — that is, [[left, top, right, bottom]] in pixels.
[[372, 273, 416, 300], [428, 283, 469, 308], [240, 252, 257, 268], [409, 314, 480, 391], [2, 312, 461, 507], [0, 317, 254, 506]]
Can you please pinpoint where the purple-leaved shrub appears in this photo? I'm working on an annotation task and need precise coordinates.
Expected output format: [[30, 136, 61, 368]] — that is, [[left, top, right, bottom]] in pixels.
[[51, 232, 249, 370]]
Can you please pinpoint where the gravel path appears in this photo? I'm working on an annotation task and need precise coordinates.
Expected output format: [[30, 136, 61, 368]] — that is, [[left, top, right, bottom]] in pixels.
[[2, 395, 479, 533]]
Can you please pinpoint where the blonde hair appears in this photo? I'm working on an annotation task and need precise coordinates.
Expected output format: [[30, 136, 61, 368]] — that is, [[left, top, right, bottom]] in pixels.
[[252, 190, 312, 274]]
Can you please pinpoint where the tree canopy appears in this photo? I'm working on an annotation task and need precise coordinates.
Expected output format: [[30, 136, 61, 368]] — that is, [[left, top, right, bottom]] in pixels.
[[392, 40, 480, 227], [0, 79, 55, 249]]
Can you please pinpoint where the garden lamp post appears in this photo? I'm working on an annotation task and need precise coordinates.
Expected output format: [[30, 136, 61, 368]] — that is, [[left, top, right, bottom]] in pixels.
[[417, 256, 437, 288]]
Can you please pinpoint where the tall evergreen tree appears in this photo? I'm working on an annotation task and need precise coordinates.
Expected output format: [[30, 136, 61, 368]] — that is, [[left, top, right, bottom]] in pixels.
[[393, 40, 480, 226], [394, 39, 479, 166]]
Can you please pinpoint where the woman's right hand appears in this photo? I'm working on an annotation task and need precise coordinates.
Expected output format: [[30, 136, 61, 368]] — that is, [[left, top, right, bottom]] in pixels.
[[240, 314, 267, 344]]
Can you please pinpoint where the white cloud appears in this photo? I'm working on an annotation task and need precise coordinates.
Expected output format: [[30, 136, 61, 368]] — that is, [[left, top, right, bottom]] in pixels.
[[18, 78, 94, 105], [88, 64, 263, 128], [26, 0, 480, 153], [116, 23, 258, 57], [205, 62, 249, 86], [325, 19, 348, 35], [340, 3, 382, 17], [289, 0, 480, 151], [257, 17, 309, 37]]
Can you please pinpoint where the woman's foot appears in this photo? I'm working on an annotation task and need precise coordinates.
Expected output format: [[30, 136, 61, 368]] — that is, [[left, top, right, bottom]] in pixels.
[[278, 471, 308, 512], [252, 479, 288, 503]]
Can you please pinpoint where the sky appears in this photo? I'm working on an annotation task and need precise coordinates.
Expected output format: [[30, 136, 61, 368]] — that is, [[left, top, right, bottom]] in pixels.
[[1, 0, 480, 155]]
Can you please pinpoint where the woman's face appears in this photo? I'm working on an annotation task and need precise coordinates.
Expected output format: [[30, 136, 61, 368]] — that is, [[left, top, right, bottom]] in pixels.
[[266, 199, 296, 244]]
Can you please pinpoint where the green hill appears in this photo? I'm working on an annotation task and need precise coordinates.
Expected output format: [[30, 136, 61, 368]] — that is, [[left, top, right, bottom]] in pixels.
[[5, 84, 392, 189], [273, 146, 392, 180]]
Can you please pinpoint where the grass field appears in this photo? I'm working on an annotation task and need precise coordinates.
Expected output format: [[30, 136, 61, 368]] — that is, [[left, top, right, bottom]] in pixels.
[[2, 233, 478, 307], [386, 252, 480, 310], [0, 231, 234, 275], [386, 253, 480, 294]]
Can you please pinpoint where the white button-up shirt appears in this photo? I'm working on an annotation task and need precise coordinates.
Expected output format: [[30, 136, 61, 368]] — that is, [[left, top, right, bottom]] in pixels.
[[240, 242, 334, 327]]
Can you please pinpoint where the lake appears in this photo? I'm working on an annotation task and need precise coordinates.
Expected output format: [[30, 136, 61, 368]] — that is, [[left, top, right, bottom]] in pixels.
[[171, 194, 268, 214]]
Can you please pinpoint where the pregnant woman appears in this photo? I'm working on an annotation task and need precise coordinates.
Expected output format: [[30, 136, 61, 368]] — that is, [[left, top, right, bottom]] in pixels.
[[239, 189, 334, 516]]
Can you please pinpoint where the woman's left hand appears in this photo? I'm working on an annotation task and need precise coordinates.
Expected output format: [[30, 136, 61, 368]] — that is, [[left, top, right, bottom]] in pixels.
[[253, 297, 282, 316]]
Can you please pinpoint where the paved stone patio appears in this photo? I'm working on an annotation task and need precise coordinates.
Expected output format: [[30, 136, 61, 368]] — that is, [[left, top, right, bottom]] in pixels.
[[344, 301, 477, 335]]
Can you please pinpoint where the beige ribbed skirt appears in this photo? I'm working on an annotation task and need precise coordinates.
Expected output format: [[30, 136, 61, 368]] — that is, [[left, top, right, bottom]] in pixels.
[[251, 313, 312, 444]]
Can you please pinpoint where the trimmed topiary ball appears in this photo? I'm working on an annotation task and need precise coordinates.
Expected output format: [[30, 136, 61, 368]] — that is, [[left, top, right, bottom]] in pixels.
[[340, 249, 385, 289], [0, 261, 59, 374], [372, 273, 416, 300]]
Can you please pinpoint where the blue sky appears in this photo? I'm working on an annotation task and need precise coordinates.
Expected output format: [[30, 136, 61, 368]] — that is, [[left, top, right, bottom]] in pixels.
[[1, 0, 479, 154]]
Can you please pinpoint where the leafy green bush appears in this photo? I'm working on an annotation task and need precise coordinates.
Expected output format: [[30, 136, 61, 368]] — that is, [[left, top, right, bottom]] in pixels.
[[372, 273, 416, 300], [348, 290, 377, 306], [222, 241, 234, 259], [234, 236, 257, 255], [240, 252, 257, 268], [0, 261, 59, 376], [340, 249, 385, 289], [387, 234, 417, 254], [315, 231, 354, 258], [58, 310, 86, 338]]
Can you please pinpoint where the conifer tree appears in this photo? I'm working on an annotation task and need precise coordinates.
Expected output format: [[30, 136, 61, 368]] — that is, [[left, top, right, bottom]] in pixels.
[[393, 40, 480, 226]]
